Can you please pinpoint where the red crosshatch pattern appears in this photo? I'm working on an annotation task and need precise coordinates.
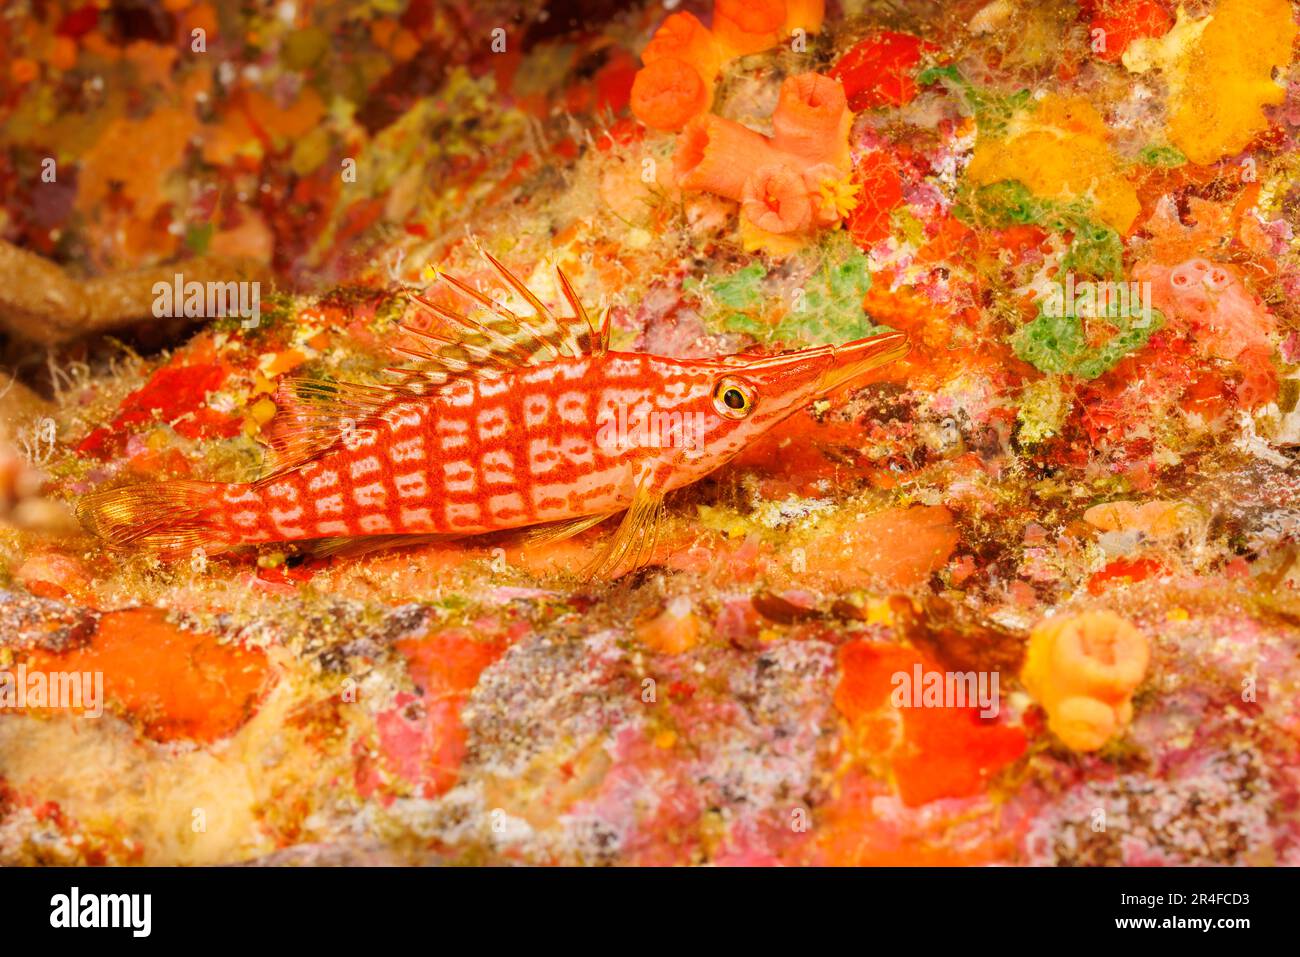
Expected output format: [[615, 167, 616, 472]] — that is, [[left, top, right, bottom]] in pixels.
[[212, 353, 729, 545], [75, 256, 909, 563]]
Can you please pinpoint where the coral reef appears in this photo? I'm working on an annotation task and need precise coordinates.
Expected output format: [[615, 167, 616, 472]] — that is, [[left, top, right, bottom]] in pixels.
[[1, 0, 1300, 868]]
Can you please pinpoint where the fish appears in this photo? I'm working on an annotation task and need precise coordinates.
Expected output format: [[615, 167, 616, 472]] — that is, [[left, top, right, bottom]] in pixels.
[[77, 253, 908, 578]]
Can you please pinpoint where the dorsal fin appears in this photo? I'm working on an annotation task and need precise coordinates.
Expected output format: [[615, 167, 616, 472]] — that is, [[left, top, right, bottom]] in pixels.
[[389, 255, 607, 391], [257, 257, 607, 478]]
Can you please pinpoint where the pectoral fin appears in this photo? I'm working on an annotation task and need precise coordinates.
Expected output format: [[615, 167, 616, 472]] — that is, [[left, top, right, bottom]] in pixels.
[[581, 481, 665, 581], [517, 512, 616, 548], [258, 377, 399, 477]]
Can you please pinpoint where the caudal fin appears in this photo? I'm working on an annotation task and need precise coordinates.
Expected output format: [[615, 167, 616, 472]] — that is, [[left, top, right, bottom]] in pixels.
[[77, 481, 230, 557]]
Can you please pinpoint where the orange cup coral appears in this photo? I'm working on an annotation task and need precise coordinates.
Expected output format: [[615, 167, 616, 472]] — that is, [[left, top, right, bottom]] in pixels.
[[742, 163, 814, 234], [673, 72, 853, 245], [770, 72, 851, 169], [712, 0, 788, 58], [630, 2, 828, 132], [783, 0, 826, 34], [643, 12, 723, 85], [631, 13, 721, 132], [1020, 610, 1150, 751], [630, 57, 712, 132], [674, 113, 789, 202], [630, 2, 849, 245]]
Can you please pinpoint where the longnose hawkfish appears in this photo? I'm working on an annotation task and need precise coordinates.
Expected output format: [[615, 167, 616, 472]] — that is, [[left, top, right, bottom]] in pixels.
[[79, 253, 908, 577]]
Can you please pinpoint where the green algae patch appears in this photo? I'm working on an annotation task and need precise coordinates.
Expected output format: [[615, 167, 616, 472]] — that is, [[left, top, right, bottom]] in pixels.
[[1137, 145, 1187, 167], [772, 242, 881, 345], [688, 262, 768, 336], [959, 179, 1124, 280], [917, 65, 1033, 136], [1013, 302, 1164, 380], [1061, 220, 1124, 281], [211, 290, 296, 339], [692, 236, 884, 346]]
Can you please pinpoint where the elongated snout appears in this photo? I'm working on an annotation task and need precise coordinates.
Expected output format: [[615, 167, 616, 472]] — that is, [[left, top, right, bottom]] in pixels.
[[719, 329, 909, 403], [818, 330, 909, 393]]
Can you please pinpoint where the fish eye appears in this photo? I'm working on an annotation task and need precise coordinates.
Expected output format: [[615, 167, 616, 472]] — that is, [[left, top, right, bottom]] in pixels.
[[712, 376, 755, 419]]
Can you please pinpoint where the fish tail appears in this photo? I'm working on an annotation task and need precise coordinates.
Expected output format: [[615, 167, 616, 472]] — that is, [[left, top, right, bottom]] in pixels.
[[77, 480, 235, 557]]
